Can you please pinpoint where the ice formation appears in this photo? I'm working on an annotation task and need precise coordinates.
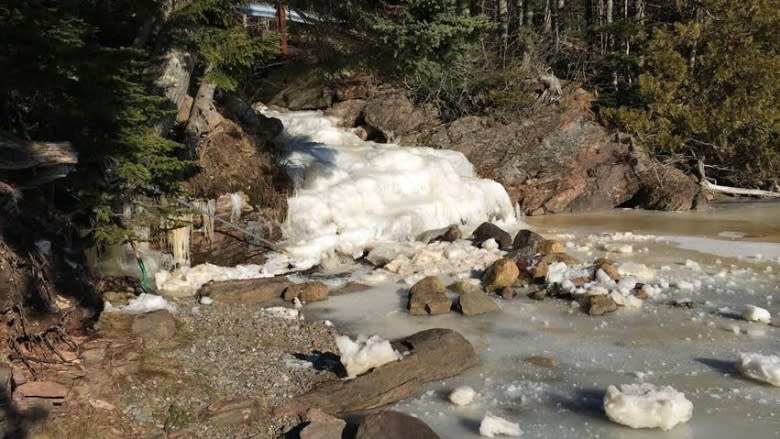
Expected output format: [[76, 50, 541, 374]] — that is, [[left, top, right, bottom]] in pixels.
[[335, 334, 401, 378], [479, 413, 523, 437], [118, 293, 177, 314], [267, 110, 518, 263], [262, 306, 300, 320], [741, 305, 771, 324], [155, 263, 273, 297], [737, 353, 780, 387], [603, 383, 693, 431], [449, 386, 476, 406]]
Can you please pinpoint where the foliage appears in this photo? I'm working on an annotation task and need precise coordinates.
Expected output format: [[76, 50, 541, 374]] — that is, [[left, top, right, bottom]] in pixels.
[[0, 0, 195, 243], [173, 0, 280, 90], [601, 0, 780, 184]]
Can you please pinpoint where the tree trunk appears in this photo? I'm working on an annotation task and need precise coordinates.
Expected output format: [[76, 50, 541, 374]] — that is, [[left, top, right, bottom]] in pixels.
[[514, 0, 524, 29], [606, 0, 614, 50], [150, 48, 195, 136], [543, 0, 552, 33], [457, 0, 471, 14], [497, 0, 509, 47], [185, 71, 224, 154]]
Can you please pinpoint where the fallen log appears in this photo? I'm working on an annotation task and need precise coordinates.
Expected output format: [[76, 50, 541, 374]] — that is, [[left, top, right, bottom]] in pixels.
[[278, 328, 479, 416], [198, 277, 291, 304], [698, 160, 780, 198]]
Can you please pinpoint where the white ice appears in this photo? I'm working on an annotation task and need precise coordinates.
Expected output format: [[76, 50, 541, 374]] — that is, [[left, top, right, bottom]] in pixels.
[[449, 385, 476, 406], [267, 110, 518, 263], [603, 383, 693, 431], [737, 353, 780, 387], [335, 334, 401, 378], [117, 293, 177, 314], [742, 305, 771, 324], [479, 413, 523, 437]]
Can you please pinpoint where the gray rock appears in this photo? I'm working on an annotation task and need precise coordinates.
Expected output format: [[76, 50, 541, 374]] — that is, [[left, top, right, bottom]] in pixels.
[[512, 229, 544, 251], [324, 99, 366, 127], [448, 280, 483, 296], [588, 295, 618, 316], [458, 293, 499, 316], [416, 224, 461, 244], [300, 408, 347, 439], [355, 411, 440, 439], [471, 222, 512, 249]]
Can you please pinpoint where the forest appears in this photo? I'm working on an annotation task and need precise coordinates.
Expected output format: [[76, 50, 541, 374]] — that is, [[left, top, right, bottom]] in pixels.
[[1, 0, 778, 241]]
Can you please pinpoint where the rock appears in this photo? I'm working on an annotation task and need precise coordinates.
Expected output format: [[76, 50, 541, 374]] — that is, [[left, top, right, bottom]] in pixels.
[[363, 91, 438, 143], [199, 277, 291, 304], [324, 99, 366, 127], [512, 229, 544, 251], [335, 282, 372, 295], [284, 329, 478, 416], [458, 293, 499, 316], [595, 260, 621, 281], [283, 282, 329, 303], [588, 295, 618, 316], [416, 224, 461, 244], [530, 259, 549, 280], [0, 363, 12, 393], [526, 355, 557, 368], [527, 290, 547, 301], [448, 280, 483, 296], [198, 397, 267, 426], [300, 408, 347, 439], [102, 291, 136, 307], [131, 310, 177, 349], [633, 160, 704, 211], [499, 287, 516, 300], [482, 258, 520, 292], [355, 411, 440, 439], [408, 276, 451, 315], [471, 222, 512, 249], [12, 381, 68, 411], [535, 239, 565, 255], [541, 253, 579, 266]]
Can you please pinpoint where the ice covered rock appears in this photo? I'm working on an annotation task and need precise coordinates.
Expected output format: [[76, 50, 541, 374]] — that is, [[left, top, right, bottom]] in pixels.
[[449, 386, 476, 406], [603, 383, 693, 431], [479, 413, 522, 437], [742, 305, 771, 324], [335, 335, 401, 378], [737, 353, 780, 387]]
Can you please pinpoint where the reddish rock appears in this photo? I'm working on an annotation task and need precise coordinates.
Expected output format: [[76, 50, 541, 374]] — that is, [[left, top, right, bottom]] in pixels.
[[13, 381, 68, 410], [283, 281, 329, 303]]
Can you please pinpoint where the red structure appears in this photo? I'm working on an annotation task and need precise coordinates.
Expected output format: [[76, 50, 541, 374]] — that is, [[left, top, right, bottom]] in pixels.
[[276, 1, 288, 56]]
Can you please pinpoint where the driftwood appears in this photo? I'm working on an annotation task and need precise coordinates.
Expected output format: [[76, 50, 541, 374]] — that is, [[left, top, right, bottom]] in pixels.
[[698, 160, 780, 198], [198, 277, 291, 304], [279, 328, 479, 416]]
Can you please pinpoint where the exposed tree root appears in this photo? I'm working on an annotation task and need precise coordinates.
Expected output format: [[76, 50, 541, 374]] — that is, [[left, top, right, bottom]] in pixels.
[[698, 160, 780, 198]]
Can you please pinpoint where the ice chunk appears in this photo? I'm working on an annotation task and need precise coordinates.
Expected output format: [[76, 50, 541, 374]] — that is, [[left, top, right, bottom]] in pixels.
[[335, 335, 401, 378], [118, 293, 177, 314], [449, 386, 476, 406], [603, 243, 633, 254], [546, 262, 568, 284], [618, 262, 656, 282], [482, 238, 499, 250], [737, 353, 780, 387], [742, 305, 771, 324], [603, 383, 693, 431], [479, 413, 522, 437]]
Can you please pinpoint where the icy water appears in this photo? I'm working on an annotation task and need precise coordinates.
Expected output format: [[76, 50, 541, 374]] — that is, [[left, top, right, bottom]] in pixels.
[[306, 204, 780, 438]]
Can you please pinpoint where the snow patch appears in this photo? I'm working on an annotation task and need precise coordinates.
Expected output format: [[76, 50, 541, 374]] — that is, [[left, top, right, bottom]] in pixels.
[[335, 334, 401, 378], [262, 306, 300, 320], [603, 383, 693, 431], [117, 293, 177, 314]]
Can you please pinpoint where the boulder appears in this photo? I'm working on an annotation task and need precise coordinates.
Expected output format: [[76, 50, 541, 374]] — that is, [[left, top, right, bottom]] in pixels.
[[448, 280, 483, 296], [324, 99, 366, 128], [457, 293, 499, 316], [199, 277, 291, 304], [483, 258, 520, 291], [363, 91, 438, 143], [535, 239, 565, 255], [355, 411, 440, 439], [408, 276, 451, 315], [283, 329, 478, 416], [588, 295, 618, 316], [283, 282, 329, 303], [512, 229, 544, 251], [471, 222, 512, 249], [416, 224, 461, 244], [594, 259, 621, 281], [131, 310, 177, 349], [300, 408, 347, 439]]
